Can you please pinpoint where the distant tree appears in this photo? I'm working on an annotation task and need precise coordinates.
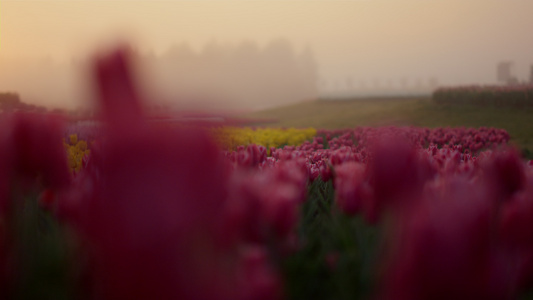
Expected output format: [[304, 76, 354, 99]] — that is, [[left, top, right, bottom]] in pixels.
[[234, 40, 260, 62], [295, 46, 319, 100], [164, 42, 195, 61], [35, 106, 47, 113], [0, 92, 21, 112], [201, 39, 227, 63], [154, 38, 319, 108]]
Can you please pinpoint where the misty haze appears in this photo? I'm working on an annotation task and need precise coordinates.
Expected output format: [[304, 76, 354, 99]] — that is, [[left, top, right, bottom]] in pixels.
[[1, 0, 533, 112], [3, 1, 533, 299], [0, 39, 319, 112]]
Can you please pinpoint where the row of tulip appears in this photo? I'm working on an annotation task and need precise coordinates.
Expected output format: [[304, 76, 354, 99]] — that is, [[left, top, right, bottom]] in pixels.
[[433, 84, 533, 106], [225, 129, 533, 299], [65, 124, 509, 175], [224, 125, 510, 172], [2, 48, 533, 299], [60, 122, 528, 298], [212, 126, 317, 151]]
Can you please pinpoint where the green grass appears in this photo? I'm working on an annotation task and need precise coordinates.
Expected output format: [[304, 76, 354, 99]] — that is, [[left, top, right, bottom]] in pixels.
[[241, 97, 533, 156]]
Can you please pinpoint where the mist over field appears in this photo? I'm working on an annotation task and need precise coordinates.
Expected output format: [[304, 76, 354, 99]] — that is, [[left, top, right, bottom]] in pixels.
[[0, 40, 319, 111], [1, 0, 532, 110]]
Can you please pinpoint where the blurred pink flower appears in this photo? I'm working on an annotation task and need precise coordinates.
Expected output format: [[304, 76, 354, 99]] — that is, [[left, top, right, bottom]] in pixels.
[[58, 47, 281, 300], [6, 113, 69, 194], [366, 136, 436, 221], [93, 46, 144, 134], [381, 176, 511, 300], [227, 162, 306, 247], [481, 148, 526, 201], [308, 165, 320, 182], [333, 162, 366, 215], [238, 246, 282, 300], [38, 188, 56, 211], [0, 218, 7, 299], [0, 111, 70, 298], [498, 173, 533, 291]]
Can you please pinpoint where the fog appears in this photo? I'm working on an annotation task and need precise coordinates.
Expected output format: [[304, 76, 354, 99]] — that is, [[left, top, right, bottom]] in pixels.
[[1, 0, 532, 110], [143, 39, 318, 111], [0, 40, 319, 111]]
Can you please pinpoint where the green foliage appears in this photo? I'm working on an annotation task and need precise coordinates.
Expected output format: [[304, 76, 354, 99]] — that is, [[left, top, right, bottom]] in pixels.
[[282, 179, 380, 300], [523, 148, 533, 160], [7, 192, 76, 300]]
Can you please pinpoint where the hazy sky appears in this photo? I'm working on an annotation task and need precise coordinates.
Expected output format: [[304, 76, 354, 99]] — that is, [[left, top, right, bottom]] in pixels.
[[1, 0, 533, 107]]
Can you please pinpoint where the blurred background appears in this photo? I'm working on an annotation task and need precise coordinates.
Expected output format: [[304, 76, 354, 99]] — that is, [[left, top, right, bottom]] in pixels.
[[0, 0, 532, 113]]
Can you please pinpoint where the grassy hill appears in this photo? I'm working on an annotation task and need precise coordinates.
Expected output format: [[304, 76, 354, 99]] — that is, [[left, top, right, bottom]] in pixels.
[[241, 96, 533, 157]]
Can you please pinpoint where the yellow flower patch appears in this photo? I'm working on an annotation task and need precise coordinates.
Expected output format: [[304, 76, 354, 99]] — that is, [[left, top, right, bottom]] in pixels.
[[213, 127, 316, 151], [64, 134, 91, 174]]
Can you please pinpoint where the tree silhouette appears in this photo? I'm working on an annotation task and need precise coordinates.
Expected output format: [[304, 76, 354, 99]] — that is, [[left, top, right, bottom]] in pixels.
[[151, 38, 319, 109], [0, 92, 21, 112]]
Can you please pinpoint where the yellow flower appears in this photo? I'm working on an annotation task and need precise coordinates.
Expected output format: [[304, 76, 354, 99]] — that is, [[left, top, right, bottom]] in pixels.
[[77, 140, 88, 151], [212, 126, 316, 151], [68, 155, 77, 170], [69, 134, 78, 145], [65, 136, 91, 174]]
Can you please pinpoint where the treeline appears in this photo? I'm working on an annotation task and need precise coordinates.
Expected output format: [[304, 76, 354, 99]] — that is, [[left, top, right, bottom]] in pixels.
[[0, 92, 90, 116], [0, 39, 319, 111], [0, 93, 48, 113], [142, 38, 319, 109], [432, 84, 533, 107]]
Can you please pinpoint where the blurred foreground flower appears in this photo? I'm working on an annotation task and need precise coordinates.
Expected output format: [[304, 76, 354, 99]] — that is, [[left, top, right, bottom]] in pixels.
[[380, 149, 533, 300], [0, 112, 71, 298], [58, 47, 282, 300]]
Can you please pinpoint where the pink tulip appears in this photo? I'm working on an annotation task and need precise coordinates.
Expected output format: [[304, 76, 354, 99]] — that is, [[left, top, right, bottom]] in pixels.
[[10, 113, 70, 192], [481, 148, 526, 201], [58, 47, 281, 300], [498, 174, 533, 290], [381, 176, 510, 300], [0, 111, 70, 298], [227, 162, 305, 247], [366, 136, 434, 220], [238, 246, 282, 300], [333, 162, 366, 215]]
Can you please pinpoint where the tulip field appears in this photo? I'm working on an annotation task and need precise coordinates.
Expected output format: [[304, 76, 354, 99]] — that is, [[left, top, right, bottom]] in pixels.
[[2, 48, 533, 300], [433, 84, 533, 107]]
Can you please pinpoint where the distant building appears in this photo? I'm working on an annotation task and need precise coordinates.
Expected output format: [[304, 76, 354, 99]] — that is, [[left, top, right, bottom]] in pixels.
[[497, 61, 512, 82], [497, 61, 518, 85]]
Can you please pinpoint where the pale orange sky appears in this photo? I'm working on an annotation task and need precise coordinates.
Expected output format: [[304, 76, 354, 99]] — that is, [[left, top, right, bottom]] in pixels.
[[1, 0, 533, 107]]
